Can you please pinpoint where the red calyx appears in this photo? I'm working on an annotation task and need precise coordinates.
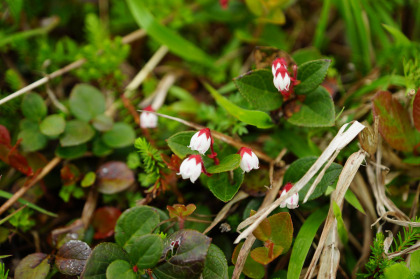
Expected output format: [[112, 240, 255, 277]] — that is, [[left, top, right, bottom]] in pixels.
[[188, 155, 203, 165], [144, 105, 154, 112], [282, 182, 294, 193], [238, 147, 253, 158], [198, 128, 211, 140]]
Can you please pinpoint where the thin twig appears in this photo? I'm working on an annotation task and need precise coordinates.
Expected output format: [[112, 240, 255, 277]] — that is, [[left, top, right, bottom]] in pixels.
[[0, 157, 61, 216]]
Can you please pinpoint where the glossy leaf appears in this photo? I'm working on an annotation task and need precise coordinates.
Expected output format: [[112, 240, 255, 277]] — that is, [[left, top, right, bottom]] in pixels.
[[250, 245, 283, 265], [115, 206, 160, 247], [60, 120, 95, 147], [167, 131, 198, 158], [253, 212, 293, 250], [413, 89, 420, 132], [232, 242, 264, 279], [287, 86, 335, 127], [40, 114, 66, 137], [69, 84, 106, 122], [92, 207, 121, 239], [288, 207, 328, 279], [372, 91, 417, 152], [18, 127, 47, 152], [81, 171, 96, 187], [106, 260, 136, 279], [15, 253, 50, 279], [283, 156, 342, 201], [102, 122, 135, 148], [55, 240, 91, 276], [207, 154, 241, 174], [295, 59, 331, 95], [124, 234, 163, 269], [205, 83, 274, 129], [126, 0, 214, 67], [81, 243, 130, 279], [153, 230, 211, 279], [96, 161, 135, 194], [207, 168, 244, 202], [21, 93, 47, 121], [202, 244, 229, 279], [55, 144, 87, 159], [234, 69, 282, 110]]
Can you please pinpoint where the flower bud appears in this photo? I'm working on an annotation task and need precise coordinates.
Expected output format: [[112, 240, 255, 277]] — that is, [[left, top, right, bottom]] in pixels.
[[279, 182, 299, 209], [188, 128, 212, 155], [177, 155, 203, 183], [272, 58, 291, 97], [238, 147, 259, 173], [140, 106, 158, 128]]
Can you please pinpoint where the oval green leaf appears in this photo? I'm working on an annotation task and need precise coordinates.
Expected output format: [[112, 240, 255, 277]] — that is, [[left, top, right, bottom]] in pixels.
[[295, 59, 331, 95], [106, 260, 136, 279], [205, 83, 273, 129], [18, 128, 47, 152], [21, 93, 47, 121], [102, 122, 135, 148], [60, 120, 95, 147], [203, 244, 229, 279], [207, 154, 241, 174], [207, 168, 244, 202], [55, 144, 87, 159], [40, 114, 66, 137], [69, 84, 106, 122], [166, 131, 198, 159], [124, 234, 163, 269], [287, 86, 335, 127], [92, 114, 114, 132]]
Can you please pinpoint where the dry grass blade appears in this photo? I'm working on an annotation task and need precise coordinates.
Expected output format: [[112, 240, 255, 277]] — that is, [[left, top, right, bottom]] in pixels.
[[318, 222, 340, 279], [304, 150, 366, 279], [234, 121, 365, 244]]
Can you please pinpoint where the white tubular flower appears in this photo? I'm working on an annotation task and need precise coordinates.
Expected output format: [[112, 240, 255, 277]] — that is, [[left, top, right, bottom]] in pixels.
[[177, 155, 203, 183], [272, 58, 291, 94], [238, 147, 259, 173], [140, 106, 158, 128], [279, 182, 299, 209], [188, 128, 212, 155]]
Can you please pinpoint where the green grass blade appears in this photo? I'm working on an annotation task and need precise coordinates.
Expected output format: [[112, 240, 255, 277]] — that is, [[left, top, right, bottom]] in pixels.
[[313, 0, 332, 50], [287, 206, 328, 279], [0, 190, 58, 217]]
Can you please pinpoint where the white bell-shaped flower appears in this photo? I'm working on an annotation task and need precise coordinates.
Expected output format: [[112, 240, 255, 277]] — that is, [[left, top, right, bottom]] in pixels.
[[279, 182, 299, 209], [188, 128, 212, 155], [177, 155, 203, 183], [238, 147, 259, 173], [140, 106, 158, 128], [272, 58, 291, 93]]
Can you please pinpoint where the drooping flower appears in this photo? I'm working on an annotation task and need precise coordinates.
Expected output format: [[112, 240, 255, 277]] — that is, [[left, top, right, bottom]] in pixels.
[[272, 58, 291, 98], [238, 147, 259, 173], [188, 128, 212, 155], [140, 106, 158, 128], [177, 155, 204, 183], [279, 182, 299, 209]]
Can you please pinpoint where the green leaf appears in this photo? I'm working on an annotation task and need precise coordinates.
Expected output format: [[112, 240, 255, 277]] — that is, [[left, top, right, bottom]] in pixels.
[[253, 212, 293, 249], [81, 172, 96, 187], [153, 230, 211, 279], [21, 93, 47, 121], [295, 59, 331, 95], [18, 127, 47, 152], [287, 86, 335, 127], [410, 250, 420, 276], [207, 154, 241, 174], [207, 168, 244, 202], [92, 114, 114, 132], [283, 156, 342, 201], [60, 120, 95, 147], [203, 244, 229, 279], [332, 201, 348, 245], [167, 131, 198, 159], [126, 0, 214, 67], [232, 242, 264, 279], [106, 260, 136, 279], [14, 253, 50, 279], [40, 114, 66, 137], [124, 234, 163, 269], [234, 69, 282, 110], [115, 206, 160, 248], [372, 91, 417, 152], [93, 137, 113, 157], [384, 263, 415, 279], [205, 83, 273, 129], [102, 122, 136, 148], [287, 207, 328, 279], [55, 144, 87, 159], [69, 84, 106, 122], [343, 188, 365, 214], [382, 24, 411, 46], [81, 243, 130, 279]]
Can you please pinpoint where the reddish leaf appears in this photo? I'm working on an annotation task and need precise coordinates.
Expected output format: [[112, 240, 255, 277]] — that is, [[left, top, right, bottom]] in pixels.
[[372, 91, 417, 152], [8, 152, 33, 176], [61, 164, 81, 186], [250, 245, 283, 265], [92, 207, 122, 239], [253, 212, 293, 252], [55, 240, 91, 276], [0, 125, 11, 147], [96, 161, 135, 194], [414, 88, 420, 132], [167, 204, 196, 219]]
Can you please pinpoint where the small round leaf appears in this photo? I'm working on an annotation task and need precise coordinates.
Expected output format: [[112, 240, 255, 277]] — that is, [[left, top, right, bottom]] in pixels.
[[55, 240, 91, 276], [56, 144, 87, 159], [60, 120, 95, 147], [92, 114, 114, 131], [96, 161, 135, 194], [21, 93, 47, 121], [102, 122, 135, 148], [18, 128, 47, 152], [69, 84, 106, 122], [40, 114, 66, 137]]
